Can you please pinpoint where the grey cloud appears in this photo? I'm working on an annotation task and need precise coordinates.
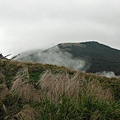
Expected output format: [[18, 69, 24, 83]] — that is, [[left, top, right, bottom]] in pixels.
[[0, 0, 120, 55]]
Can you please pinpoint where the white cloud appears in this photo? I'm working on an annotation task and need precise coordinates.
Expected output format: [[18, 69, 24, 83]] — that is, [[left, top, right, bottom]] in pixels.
[[0, 0, 120, 55]]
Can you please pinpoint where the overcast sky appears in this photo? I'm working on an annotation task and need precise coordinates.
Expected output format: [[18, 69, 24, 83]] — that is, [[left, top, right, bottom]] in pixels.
[[0, 0, 120, 55]]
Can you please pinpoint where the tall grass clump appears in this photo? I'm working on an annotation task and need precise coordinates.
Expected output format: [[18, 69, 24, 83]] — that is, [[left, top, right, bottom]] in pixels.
[[35, 70, 119, 119], [10, 68, 41, 103], [13, 104, 38, 120], [0, 64, 120, 120], [37, 70, 114, 102]]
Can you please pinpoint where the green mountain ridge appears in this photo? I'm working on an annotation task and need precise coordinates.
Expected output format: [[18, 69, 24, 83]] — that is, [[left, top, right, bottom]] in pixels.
[[16, 41, 120, 75], [58, 41, 120, 75]]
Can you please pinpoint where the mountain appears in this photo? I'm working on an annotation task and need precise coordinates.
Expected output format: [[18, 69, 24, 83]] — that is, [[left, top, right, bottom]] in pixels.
[[16, 41, 120, 75], [58, 41, 120, 75]]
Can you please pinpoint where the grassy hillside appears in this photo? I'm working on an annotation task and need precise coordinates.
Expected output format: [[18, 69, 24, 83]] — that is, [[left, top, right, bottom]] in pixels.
[[0, 59, 120, 119]]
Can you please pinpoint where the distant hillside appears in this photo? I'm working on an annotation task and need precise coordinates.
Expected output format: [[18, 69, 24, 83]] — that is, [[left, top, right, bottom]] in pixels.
[[58, 41, 120, 75], [16, 41, 120, 75]]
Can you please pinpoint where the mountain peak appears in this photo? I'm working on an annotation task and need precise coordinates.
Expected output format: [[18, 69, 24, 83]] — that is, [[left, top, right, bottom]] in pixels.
[[16, 41, 120, 75]]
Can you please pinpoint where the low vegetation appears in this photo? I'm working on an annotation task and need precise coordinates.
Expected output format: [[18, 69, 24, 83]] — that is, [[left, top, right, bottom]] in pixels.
[[0, 59, 120, 119]]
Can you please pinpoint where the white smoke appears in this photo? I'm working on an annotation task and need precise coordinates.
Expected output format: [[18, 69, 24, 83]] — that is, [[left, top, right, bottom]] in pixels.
[[96, 71, 120, 78], [36, 46, 86, 70], [16, 46, 90, 71]]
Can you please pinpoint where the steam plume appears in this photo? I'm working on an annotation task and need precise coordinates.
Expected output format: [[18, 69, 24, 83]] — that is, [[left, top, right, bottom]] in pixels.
[[16, 46, 90, 71], [36, 46, 86, 70]]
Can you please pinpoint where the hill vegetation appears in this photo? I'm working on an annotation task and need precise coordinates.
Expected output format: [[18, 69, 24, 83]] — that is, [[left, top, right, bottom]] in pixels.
[[58, 41, 120, 75], [0, 59, 120, 119], [16, 41, 120, 76]]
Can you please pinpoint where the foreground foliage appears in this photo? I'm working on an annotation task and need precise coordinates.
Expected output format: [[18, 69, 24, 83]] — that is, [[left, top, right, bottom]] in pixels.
[[0, 59, 120, 120]]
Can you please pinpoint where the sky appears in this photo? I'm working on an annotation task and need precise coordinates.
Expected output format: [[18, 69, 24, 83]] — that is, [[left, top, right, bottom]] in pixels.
[[0, 0, 120, 56]]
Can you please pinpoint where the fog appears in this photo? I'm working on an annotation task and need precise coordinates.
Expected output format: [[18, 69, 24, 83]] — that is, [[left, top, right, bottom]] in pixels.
[[17, 46, 90, 71], [96, 71, 120, 78], [0, 0, 120, 55]]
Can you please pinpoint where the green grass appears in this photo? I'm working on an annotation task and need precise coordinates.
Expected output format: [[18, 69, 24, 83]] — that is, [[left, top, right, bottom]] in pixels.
[[2, 93, 119, 120], [0, 59, 120, 120]]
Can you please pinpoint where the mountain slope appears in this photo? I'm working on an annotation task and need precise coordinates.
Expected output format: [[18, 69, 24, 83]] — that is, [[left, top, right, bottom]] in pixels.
[[16, 41, 120, 75], [58, 41, 120, 75]]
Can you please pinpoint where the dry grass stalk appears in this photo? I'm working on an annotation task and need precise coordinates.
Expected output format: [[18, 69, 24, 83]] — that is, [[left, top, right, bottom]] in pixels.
[[38, 71, 113, 102], [19, 84, 41, 102], [11, 80, 39, 102], [0, 84, 9, 101], [11, 67, 30, 95], [11, 68, 113, 103], [11, 77, 23, 93], [18, 84, 35, 102], [11, 68, 41, 102], [2, 104, 7, 114], [14, 105, 38, 120], [91, 110, 100, 120], [15, 67, 29, 82], [86, 79, 113, 101], [32, 90, 41, 102], [0, 71, 6, 84], [38, 71, 87, 101]]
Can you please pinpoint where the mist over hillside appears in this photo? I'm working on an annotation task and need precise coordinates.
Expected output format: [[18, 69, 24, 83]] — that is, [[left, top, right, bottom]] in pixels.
[[16, 41, 120, 77], [16, 46, 90, 71], [16, 49, 43, 62]]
